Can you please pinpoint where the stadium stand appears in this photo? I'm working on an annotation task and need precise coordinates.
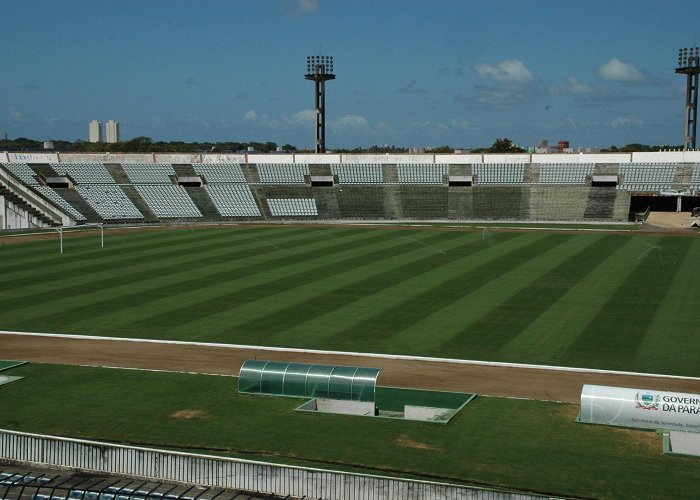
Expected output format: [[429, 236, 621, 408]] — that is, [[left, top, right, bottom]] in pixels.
[[257, 164, 309, 184], [205, 184, 261, 217], [193, 163, 247, 183], [51, 163, 115, 184], [396, 164, 448, 184], [75, 185, 144, 220], [331, 164, 384, 184], [135, 185, 202, 218], [689, 164, 700, 190], [268, 198, 318, 216], [33, 186, 86, 221], [3, 163, 40, 186], [122, 164, 175, 184], [538, 163, 595, 184], [473, 163, 525, 184], [618, 163, 676, 191]]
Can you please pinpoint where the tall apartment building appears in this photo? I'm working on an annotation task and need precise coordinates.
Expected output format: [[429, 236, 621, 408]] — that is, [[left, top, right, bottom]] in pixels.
[[106, 120, 120, 143], [89, 120, 103, 143]]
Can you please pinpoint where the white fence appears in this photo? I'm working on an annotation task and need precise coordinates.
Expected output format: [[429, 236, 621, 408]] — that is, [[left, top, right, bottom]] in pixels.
[[0, 429, 545, 500]]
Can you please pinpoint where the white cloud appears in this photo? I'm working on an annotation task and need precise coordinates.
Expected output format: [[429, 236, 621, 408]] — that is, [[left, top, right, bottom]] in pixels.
[[596, 59, 649, 83], [297, 0, 318, 13], [332, 114, 368, 129], [609, 116, 642, 129], [244, 110, 257, 121], [290, 109, 316, 126], [549, 77, 600, 96], [474, 59, 535, 83]]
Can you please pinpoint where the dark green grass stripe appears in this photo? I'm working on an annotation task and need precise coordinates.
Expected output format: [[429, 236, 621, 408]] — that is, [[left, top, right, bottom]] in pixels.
[[323, 234, 572, 353], [439, 234, 621, 358], [223, 231, 501, 342], [561, 236, 694, 371], [10, 229, 423, 330], [6, 231, 393, 328], [0, 227, 356, 307], [0, 226, 318, 284], [121, 230, 466, 334]]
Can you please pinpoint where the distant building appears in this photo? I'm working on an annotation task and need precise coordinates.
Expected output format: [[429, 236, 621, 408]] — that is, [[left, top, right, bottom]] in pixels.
[[89, 120, 103, 143], [106, 120, 120, 143]]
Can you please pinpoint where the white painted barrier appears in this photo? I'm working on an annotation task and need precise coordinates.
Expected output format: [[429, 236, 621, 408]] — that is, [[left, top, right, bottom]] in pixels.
[[0, 429, 543, 500]]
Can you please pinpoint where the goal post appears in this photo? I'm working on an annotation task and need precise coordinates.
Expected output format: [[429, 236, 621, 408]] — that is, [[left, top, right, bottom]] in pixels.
[[43, 223, 105, 254]]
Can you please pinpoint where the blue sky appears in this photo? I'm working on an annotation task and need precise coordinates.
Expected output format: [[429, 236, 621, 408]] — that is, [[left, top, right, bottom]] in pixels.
[[1, 0, 697, 149]]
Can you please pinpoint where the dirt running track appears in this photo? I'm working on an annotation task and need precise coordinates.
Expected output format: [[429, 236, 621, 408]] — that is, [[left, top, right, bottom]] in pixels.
[[3, 332, 700, 403]]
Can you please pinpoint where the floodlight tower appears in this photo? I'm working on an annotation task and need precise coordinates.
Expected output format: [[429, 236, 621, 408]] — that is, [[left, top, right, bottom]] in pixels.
[[676, 47, 700, 150], [305, 55, 335, 153]]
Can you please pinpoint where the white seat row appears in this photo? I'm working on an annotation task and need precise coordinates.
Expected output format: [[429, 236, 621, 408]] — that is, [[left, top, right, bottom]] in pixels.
[[331, 164, 384, 184], [122, 164, 175, 184], [193, 163, 247, 183], [33, 186, 86, 221], [257, 164, 309, 184], [2, 163, 39, 185], [618, 163, 676, 190], [75, 185, 143, 219], [396, 164, 447, 184], [52, 163, 115, 184], [473, 163, 525, 184], [135, 185, 201, 218], [268, 198, 317, 216], [538, 163, 594, 184], [205, 184, 261, 216]]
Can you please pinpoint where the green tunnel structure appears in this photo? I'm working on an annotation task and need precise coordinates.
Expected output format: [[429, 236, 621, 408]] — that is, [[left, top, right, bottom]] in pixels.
[[239, 360, 381, 402]]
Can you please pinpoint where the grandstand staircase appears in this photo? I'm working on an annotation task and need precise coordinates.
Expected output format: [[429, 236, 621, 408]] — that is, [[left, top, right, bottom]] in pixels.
[[383, 165, 402, 218], [184, 187, 221, 220], [0, 184, 60, 227], [120, 185, 158, 221], [49, 189, 101, 222], [584, 187, 617, 219], [312, 187, 341, 219], [173, 165, 197, 177], [105, 164, 130, 184], [31, 164, 59, 179]]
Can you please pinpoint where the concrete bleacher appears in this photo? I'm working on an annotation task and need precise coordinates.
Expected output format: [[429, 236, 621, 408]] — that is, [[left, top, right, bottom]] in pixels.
[[331, 164, 383, 184], [135, 185, 202, 218], [268, 198, 318, 216], [473, 163, 525, 184], [618, 163, 676, 191], [52, 163, 115, 184], [75, 185, 144, 220], [193, 163, 247, 183], [689, 164, 700, 190], [538, 163, 595, 184], [205, 184, 261, 217], [122, 164, 175, 184], [257, 164, 309, 184], [396, 164, 447, 184]]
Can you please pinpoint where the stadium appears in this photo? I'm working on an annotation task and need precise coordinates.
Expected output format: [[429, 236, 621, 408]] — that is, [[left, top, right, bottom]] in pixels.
[[1, 150, 700, 499]]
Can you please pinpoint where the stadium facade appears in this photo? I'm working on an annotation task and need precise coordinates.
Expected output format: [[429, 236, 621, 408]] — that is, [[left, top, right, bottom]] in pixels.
[[2, 150, 700, 230]]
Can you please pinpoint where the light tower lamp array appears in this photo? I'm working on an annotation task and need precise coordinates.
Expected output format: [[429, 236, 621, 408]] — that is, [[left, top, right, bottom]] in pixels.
[[675, 47, 700, 151], [305, 55, 336, 154]]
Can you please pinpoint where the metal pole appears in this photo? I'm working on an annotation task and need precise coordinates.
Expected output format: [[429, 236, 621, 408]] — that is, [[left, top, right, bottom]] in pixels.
[[60, 227, 63, 254], [101, 224, 104, 248], [315, 79, 322, 153], [320, 79, 326, 153], [690, 72, 698, 150]]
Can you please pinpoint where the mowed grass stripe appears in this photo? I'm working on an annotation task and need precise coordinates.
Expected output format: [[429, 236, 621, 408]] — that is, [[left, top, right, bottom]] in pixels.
[[0, 225, 309, 289], [496, 235, 643, 364], [166, 230, 470, 341], [376, 234, 588, 356], [561, 235, 694, 372], [274, 232, 533, 349], [636, 238, 700, 376], [5, 227, 388, 332], [439, 234, 620, 359], [1, 227, 355, 320], [230, 231, 501, 346], [323, 234, 571, 354], [97, 230, 459, 338]]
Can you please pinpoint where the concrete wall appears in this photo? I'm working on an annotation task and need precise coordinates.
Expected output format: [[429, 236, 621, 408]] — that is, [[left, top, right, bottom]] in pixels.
[[0, 429, 543, 500]]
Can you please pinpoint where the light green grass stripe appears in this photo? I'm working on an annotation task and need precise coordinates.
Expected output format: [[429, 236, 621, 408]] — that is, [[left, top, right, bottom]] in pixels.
[[4, 228, 384, 330], [395, 234, 592, 353], [274, 233, 536, 347], [636, 238, 700, 374], [169, 231, 472, 337], [497, 236, 642, 363], [79, 229, 439, 336]]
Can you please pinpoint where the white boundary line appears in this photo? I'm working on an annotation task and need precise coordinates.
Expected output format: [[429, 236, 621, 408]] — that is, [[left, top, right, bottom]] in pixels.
[[3, 329, 700, 382]]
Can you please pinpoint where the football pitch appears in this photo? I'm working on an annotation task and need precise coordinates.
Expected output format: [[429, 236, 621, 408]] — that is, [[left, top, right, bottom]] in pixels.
[[1, 224, 700, 376]]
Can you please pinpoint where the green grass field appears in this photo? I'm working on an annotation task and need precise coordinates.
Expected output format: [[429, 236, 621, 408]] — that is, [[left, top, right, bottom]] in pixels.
[[2, 224, 700, 375], [0, 362, 696, 500]]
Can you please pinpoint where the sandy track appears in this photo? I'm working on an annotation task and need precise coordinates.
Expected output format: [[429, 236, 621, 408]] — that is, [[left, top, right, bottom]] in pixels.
[[2, 332, 700, 403]]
